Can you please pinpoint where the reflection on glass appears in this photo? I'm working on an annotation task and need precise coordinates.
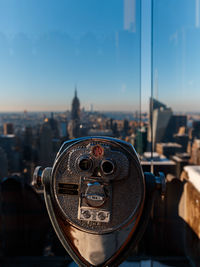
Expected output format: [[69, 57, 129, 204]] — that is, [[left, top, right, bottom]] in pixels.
[[150, 1, 200, 265], [0, 2, 144, 260], [151, 0, 200, 160], [0, 1, 141, 177]]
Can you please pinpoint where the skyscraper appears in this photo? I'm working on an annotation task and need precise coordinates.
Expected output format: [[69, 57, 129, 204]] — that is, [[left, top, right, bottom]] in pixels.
[[39, 121, 53, 167], [0, 134, 20, 173], [3, 123, 14, 135], [192, 121, 200, 139], [135, 127, 147, 155], [0, 147, 8, 178], [164, 115, 187, 141], [148, 98, 173, 151], [71, 88, 80, 121], [48, 112, 60, 138], [68, 88, 81, 139]]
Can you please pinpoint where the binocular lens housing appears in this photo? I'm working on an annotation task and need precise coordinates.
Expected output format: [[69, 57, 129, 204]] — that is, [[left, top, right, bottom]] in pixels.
[[79, 158, 92, 171], [101, 160, 115, 175]]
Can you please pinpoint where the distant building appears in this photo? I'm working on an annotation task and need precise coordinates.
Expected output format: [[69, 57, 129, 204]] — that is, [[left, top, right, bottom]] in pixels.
[[68, 88, 81, 139], [142, 152, 167, 162], [148, 98, 187, 151], [148, 98, 172, 150], [135, 127, 147, 155], [123, 119, 130, 136], [125, 134, 135, 147], [174, 133, 189, 152], [190, 139, 200, 165], [0, 134, 21, 173], [192, 121, 200, 139], [71, 89, 80, 121], [172, 153, 190, 177], [3, 123, 14, 135], [23, 126, 33, 162], [156, 142, 182, 158], [88, 129, 113, 136], [141, 152, 176, 176], [60, 122, 68, 138], [164, 115, 187, 141], [48, 113, 60, 138], [112, 122, 119, 137], [22, 126, 36, 184], [39, 121, 53, 167], [0, 147, 8, 178]]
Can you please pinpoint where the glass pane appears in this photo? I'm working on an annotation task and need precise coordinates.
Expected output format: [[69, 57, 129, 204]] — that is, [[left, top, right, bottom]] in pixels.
[[0, 0, 141, 173], [0, 0, 142, 261], [152, 0, 200, 264], [152, 0, 200, 161]]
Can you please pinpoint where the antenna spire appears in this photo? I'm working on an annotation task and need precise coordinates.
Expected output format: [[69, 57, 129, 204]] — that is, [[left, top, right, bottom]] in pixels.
[[75, 85, 77, 97]]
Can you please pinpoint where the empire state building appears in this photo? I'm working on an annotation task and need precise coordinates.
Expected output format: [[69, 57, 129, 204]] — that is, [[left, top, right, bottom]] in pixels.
[[68, 88, 81, 138], [71, 88, 80, 122]]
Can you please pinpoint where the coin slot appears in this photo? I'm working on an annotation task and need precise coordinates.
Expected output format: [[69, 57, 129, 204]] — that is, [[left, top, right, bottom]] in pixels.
[[58, 189, 78, 195], [58, 183, 78, 195], [59, 183, 78, 189]]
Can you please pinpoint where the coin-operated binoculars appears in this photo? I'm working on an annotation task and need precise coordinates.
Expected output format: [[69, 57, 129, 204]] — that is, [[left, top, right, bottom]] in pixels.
[[33, 137, 165, 266]]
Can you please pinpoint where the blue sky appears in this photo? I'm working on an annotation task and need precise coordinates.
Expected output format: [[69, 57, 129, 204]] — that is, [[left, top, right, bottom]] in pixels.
[[0, 0, 141, 112], [0, 0, 199, 112], [152, 0, 200, 112]]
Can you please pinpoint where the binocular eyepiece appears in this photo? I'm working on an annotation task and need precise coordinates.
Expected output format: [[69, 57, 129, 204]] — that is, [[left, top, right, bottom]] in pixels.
[[33, 136, 165, 266]]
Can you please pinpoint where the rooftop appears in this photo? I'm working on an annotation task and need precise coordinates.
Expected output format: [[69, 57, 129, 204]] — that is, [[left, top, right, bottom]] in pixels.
[[142, 152, 171, 162], [0, 134, 15, 138], [157, 142, 182, 148]]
